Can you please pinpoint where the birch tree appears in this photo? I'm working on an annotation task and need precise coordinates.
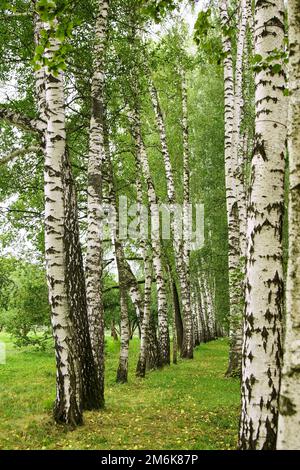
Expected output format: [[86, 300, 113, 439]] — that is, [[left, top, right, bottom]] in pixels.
[[43, 21, 82, 425], [220, 0, 245, 377], [103, 130, 131, 383], [239, 0, 287, 450], [115, 239, 130, 383], [85, 0, 109, 399], [131, 106, 170, 367], [150, 81, 193, 359], [277, 0, 300, 450], [33, 3, 103, 411]]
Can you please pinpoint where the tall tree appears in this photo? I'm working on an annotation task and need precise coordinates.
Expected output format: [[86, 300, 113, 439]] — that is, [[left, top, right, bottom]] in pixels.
[[239, 0, 287, 450], [277, 0, 300, 450], [220, 0, 246, 378], [104, 134, 131, 383], [150, 81, 193, 359], [33, 2, 103, 411], [43, 19, 82, 425], [132, 105, 170, 368], [85, 0, 109, 401]]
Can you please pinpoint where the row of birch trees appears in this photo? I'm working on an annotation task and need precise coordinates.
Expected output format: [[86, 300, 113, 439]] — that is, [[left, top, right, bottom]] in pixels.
[[0, 0, 299, 449], [0, 0, 224, 427], [215, 0, 300, 450]]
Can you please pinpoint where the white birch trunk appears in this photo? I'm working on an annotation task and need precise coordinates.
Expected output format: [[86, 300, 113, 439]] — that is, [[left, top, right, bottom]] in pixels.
[[233, 0, 248, 261], [181, 70, 191, 271], [85, 0, 109, 396], [136, 252, 153, 377], [103, 133, 131, 383], [34, 8, 103, 412], [239, 0, 287, 449], [43, 29, 82, 425], [220, 0, 245, 377], [149, 81, 193, 358], [277, 0, 300, 450], [115, 240, 130, 383], [198, 273, 211, 342], [132, 110, 170, 367]]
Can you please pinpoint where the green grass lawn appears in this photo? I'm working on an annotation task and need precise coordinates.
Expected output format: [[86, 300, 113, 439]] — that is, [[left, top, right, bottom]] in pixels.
[[0, 333, 240, 450]]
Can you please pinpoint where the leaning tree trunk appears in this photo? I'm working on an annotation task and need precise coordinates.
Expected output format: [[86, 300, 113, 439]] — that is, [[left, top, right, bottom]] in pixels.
[[132, 108, 170, 367], [115, 240, 130, 383], [43, 29, 82, 426], [147, 311, 161, 371], [136, 252, 153, 377], [203, 275, 216, 341], [239, 0, 287, 450], [85, 0, 109, 398], [277, 0, 300, 450], [64, 154, 104, 409], [105, 143, 131, 384], [33, 10, 103, 411], [191, 291, 200, 347], [220, 0, 245, 378], [149, 82, 193, 359], [168, 262, 183, 352]]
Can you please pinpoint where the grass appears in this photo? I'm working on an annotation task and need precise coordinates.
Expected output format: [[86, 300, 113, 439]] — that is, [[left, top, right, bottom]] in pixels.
[[0, 332, 240, 450]]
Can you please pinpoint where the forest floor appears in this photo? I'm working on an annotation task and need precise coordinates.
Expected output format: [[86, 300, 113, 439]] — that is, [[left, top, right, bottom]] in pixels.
[[0, 333, 240, 450]]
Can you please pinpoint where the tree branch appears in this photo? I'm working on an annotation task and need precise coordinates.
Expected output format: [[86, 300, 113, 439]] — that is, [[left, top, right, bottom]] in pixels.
[[0, 146, 41, 166], [0, 107, 44, 134]]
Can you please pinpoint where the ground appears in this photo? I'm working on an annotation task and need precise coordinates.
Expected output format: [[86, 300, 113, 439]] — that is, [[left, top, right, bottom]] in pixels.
[[0, 333, 240, 450]]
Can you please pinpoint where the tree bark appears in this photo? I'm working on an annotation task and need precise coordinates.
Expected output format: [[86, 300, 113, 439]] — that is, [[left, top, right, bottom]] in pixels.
[[147, 310, 161, 371], [33, 9, 103, 411], [132, 108, 170, 367], [64, 153, 104, 409], [111, 320, 118, 341], [85, 0, 109, 398], [277, 0, 300, 450], [43, 28, 82, 426], [239, 0, 287, 450], [136, 252, 153, 377], [149, 81, 193, 359], [170, 272, 184, 352], [115, 240, 130, 383], [220, 0, 245, 378]]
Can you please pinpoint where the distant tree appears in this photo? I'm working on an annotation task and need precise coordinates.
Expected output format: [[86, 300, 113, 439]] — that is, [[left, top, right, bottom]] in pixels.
[[0, 262, 50, 347]]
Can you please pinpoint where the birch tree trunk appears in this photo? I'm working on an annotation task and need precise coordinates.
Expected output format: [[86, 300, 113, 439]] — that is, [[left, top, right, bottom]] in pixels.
[[149, 82, 193, 359], [136, 252, 153, 377], [33, 10, 103, 411], [239, 0, 287, 449], [115, 240, 130, 383], [104, 134, 131, 384], [233, 0, 248, 261], [85, 0, 109, 398], [43, 29, 82, 425], [220, 0, 245, 377], [181, 70, 191, 279], [277, 0, 300, 450], [169, 268, 184, 352], [192, 291, 200, 347], [64, 154, 104, 409], [147, 311, 161, 371], [132, 108, 170, 367]]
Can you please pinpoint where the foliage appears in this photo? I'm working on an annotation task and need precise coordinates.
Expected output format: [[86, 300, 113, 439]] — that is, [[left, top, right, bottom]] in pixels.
[[193, 7, 224, 64], [0, 259, 50, 348], [139, 0, 178, 22]]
